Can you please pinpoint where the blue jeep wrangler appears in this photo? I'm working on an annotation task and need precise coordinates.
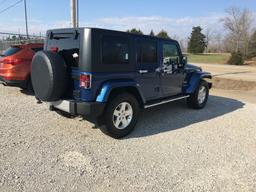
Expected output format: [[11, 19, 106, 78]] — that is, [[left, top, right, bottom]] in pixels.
[[31, 28, 212, 138]]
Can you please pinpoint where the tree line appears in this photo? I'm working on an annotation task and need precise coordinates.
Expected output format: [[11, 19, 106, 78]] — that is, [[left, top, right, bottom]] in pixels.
[[127, 28, 171, 39], [127, 7, 256, 65]]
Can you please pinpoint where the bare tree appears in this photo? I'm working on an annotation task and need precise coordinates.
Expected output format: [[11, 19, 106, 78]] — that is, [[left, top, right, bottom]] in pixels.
[[221, 7, 254, 56], [178, 38, 186, 53], [171, 35, 188, 53], [214, 33, 223, 53], [205, 28, 214, 53], [171, 35, 179, 41]]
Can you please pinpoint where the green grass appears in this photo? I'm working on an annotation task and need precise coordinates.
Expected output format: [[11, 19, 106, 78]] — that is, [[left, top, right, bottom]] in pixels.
[[186, 53, 230, 64]]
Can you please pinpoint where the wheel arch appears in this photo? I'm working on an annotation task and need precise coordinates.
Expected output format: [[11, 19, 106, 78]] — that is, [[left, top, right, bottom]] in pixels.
[[96, 80, 146, 108], [185, 72, 212, 94]]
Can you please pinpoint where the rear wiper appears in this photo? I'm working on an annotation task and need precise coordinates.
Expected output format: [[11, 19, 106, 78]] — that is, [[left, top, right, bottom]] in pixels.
[[52, 36, 70, 40]]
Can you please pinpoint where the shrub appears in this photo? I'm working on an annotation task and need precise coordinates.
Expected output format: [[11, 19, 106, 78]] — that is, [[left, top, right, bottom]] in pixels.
[[228, 52, 244, 65]]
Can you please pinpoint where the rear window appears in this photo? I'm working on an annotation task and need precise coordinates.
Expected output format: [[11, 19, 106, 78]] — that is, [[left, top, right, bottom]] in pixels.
[[102, 36, 129, 65], [59, 48, 79, 68], [1, 47, 21, 57], [49, 31, 79, 40]]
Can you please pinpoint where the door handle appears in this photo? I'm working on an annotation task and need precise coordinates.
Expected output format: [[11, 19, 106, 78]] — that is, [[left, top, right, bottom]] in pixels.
[[138, 70, 148, 74]]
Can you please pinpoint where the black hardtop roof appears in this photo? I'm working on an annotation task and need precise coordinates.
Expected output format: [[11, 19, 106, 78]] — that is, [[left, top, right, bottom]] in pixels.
[[47, 27, 179, 44]]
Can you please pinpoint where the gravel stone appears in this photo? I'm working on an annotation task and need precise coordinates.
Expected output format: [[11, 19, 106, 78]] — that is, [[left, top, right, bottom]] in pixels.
[[0, 85, 256, 192]]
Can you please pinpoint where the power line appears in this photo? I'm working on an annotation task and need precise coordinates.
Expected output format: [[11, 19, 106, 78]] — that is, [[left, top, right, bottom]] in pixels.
[[0, 0, 23, 15], [0, 32, 43, 38]]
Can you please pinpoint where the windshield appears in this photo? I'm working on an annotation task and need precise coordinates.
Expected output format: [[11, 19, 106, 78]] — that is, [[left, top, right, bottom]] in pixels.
[[1, 47, 21, 57]]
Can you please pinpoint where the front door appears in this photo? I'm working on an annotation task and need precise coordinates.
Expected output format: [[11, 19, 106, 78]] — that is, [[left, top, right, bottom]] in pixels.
[[135, 39, 161, 101], [160, 41, 185, 97]]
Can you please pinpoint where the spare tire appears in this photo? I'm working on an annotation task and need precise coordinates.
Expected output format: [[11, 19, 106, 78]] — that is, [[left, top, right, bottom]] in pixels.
[[31, 51, 68, 102]]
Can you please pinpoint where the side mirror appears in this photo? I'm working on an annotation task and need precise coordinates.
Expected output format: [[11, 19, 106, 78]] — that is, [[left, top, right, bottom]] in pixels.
[[182, 56, 188, 66]]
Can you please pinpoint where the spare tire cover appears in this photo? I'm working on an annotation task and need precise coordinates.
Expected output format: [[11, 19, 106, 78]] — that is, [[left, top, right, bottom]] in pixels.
[[31, 51, 68, 102]]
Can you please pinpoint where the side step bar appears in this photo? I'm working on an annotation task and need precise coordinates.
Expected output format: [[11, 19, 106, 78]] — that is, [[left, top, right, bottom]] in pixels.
[[144, 95, 190, 109]]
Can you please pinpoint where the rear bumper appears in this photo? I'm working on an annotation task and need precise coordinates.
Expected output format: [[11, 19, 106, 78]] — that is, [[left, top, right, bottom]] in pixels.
[[50, 100, 106, 117], [0, 62, 30, 82], [0, 76, 25, 87]]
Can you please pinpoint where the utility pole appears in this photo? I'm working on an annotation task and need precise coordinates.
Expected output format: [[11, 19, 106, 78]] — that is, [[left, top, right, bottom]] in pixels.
[[70, 0, 76, 28], [76, 0, 79, 27], [24, 0, 29, 39]]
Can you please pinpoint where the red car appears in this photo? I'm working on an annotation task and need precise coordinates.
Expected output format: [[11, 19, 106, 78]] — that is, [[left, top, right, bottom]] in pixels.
[[0, 43, 43, 90]]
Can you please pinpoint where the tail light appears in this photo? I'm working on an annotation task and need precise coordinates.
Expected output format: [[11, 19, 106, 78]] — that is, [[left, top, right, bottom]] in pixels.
[[80, 74, 91, 89], [2, 58, 23, 65]]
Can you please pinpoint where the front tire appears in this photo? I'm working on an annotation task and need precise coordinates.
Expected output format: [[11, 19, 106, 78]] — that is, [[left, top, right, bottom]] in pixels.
[[101, 93, 139, 139], [187, 80, 209, 109]]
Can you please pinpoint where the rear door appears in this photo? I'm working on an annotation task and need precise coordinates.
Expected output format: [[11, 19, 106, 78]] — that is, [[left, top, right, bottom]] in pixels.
[[160, 41, 185, 97], [45, 29, 80, 99], [46, 30, 80, 69], [135, 38, 161, 101]]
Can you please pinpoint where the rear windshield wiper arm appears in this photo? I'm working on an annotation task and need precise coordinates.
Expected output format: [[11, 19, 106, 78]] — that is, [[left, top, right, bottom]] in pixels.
[[52, 36, 70, 40]]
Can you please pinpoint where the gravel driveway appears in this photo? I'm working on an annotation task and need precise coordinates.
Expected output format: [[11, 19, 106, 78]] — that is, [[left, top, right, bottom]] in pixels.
[[0, 85, 256, 192]]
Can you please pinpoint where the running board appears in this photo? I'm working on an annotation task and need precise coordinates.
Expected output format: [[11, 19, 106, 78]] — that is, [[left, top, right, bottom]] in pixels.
[[144, 95, 190, 109]]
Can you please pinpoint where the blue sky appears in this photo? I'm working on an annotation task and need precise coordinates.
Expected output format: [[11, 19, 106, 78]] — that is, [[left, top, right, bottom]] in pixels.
[[0, 0, 255, 38]]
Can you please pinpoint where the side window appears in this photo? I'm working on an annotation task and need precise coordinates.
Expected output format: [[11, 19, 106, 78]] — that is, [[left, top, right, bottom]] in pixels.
[[102, 36, 129, 65], [2, 47, 21, 57], [137, 40, 157, 64], [163, 43, 180, 67]]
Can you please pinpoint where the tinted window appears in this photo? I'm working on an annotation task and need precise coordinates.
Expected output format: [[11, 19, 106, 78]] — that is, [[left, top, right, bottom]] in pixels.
[[137, 40, 157, 64], [31, 47, 43, 52], [163, 43, 180, 67], [49, 32, 79, 40], [59, 48, 79, 68], [102, 36, 129, 65], [1, 47, 21, 57]]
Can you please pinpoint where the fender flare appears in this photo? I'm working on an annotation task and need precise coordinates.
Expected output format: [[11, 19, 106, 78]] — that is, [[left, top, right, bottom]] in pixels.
[[96, 80, 146, 104], [185, 72, 212, 94]]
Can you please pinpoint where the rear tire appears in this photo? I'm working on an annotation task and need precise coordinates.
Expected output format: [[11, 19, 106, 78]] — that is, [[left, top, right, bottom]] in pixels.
[[101, 93, 139, 139], [187, 80, 209, 109]]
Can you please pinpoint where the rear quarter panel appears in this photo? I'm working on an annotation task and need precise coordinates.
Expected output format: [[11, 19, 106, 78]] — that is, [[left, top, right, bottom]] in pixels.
[[74, 71, 145, 103], [0, 48, 33, 81]]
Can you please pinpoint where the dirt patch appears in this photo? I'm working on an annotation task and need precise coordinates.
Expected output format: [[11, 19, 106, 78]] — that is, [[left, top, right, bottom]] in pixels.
[[193, 63, 256, 91], [213, 77, 256, 91], [59, 151, 93, 172], [245, 58, 256, 66]]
